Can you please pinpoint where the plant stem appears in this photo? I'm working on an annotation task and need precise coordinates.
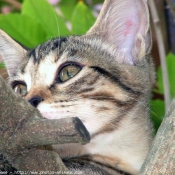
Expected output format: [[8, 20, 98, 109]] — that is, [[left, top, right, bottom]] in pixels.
[[2, 0, 21, 10], [148, 0, 171, 113]]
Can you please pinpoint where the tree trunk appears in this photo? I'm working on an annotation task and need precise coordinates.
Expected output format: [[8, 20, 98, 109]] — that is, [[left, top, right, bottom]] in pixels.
[[0, 76, 90, 174], [140, 98, 175, 174]]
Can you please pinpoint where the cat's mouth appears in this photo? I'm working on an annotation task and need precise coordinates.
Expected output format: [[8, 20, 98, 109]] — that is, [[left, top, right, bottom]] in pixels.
[[39, 110, 67, 120], [37, 102, 113, 136], [40, 110, 85, 125]]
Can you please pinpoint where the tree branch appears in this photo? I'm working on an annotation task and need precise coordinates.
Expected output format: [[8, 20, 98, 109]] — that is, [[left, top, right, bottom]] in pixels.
[[0, 75, 90, 173], [140, 98, 175, 174]]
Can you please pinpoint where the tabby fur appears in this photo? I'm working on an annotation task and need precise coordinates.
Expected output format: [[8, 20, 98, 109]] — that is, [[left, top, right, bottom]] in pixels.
[[0, 0, 155, 174]]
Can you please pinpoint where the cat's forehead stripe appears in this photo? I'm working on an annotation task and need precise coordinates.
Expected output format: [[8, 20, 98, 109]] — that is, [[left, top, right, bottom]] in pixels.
[[29, 48, 37, 63], [28, 37, 68, 63]]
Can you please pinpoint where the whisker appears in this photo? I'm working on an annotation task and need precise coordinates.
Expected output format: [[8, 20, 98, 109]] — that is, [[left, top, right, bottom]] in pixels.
[[52, 6, 61, 39], [126, 95, 159, 118]]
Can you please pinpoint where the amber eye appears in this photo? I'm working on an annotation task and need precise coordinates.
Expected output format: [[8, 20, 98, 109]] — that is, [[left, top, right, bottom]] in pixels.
[[59, 64, 81, 82], [13, 84, 27, 97]]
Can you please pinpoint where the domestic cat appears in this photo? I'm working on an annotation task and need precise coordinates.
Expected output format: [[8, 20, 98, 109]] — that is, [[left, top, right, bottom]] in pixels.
[[0, 0, 155, 174]]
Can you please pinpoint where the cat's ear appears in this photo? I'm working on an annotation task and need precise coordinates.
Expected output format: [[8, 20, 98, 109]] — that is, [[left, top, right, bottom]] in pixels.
[[0, 29, 27, 76], [87, 0, 151, 65]]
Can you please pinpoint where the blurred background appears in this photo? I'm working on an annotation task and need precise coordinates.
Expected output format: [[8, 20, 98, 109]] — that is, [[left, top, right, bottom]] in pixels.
[[0, 0, 174, 131]]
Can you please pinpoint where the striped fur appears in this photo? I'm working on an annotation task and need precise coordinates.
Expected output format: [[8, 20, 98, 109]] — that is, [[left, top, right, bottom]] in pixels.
[[0, 0, 155, 174]]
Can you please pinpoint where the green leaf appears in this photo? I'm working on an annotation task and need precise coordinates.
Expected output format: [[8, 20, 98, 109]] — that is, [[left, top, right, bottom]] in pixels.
[[71, 1, 96, 35], [150, 99, 165, 131], [0, 2, 6, 7], [22, 0, 69, 39], [59, 0, 77, 21], [92, 0, 104, 4], [0, 14, 47, 48], [0, 62, 4, 69], [157, 53, 175, 99]]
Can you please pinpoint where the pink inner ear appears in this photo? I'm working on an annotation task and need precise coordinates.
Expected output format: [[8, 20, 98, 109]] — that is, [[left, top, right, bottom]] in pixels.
[[112, 18, 138, 65], [124, 19, 134, 36]]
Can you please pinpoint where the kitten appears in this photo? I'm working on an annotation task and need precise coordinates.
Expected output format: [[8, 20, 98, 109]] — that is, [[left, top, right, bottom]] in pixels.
[[0, 0, 155, 174]]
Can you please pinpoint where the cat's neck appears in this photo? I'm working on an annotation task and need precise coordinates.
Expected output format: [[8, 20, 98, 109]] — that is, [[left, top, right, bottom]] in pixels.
[[54, 107, 153, 175]]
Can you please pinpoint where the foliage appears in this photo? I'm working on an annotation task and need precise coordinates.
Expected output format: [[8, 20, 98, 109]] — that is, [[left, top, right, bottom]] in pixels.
[[0, 63, 4, 69], [150, 53, 175, 130], [157, 53, 175, 98], [150, 99, 165, 131], [0, 13, 47, 48], [0, 0, 174, 131], [71, 1, 95, 34], [0, 0, 96, 48]]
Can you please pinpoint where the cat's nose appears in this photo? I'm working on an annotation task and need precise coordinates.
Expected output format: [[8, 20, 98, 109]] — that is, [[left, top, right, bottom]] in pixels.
[[28, 96, 44, 108]]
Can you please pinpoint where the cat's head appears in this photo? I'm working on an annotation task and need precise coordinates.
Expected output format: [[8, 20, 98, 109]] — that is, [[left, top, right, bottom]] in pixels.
[[0, 0, 155, 135], [0, 0, 155, 173], [0, 0, 155, 136]]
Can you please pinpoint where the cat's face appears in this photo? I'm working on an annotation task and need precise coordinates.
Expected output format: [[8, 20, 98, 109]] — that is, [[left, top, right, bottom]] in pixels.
[[9, 35, 145, 136]]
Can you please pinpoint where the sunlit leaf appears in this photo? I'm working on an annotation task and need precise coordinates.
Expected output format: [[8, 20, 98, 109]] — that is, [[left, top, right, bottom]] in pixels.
[[71, 1, 96, 35], [22, 0, 69, 39], [59, 0, 77, 21], [0, 14, 47, 48], [157, 52, 175, 99]]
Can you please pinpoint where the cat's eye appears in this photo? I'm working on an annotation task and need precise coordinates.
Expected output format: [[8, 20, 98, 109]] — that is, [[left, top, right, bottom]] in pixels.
[[13, 84, 27, 97], [59, 64, 81, 82]]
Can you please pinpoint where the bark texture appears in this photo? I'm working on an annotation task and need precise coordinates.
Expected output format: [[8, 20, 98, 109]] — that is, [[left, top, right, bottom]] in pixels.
[[140, 98, 175, 174], [0, 76, 90, 173]]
